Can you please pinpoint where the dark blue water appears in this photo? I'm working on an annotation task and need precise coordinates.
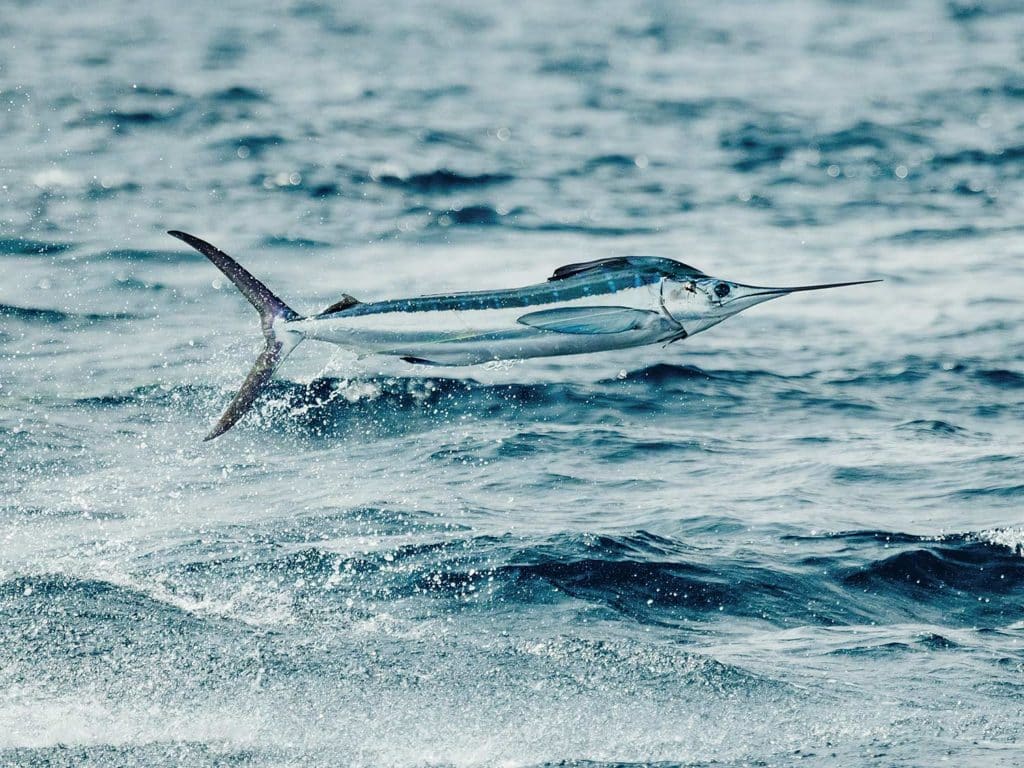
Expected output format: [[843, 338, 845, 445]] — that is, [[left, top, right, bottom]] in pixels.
[[3, 1, 1024, 765]]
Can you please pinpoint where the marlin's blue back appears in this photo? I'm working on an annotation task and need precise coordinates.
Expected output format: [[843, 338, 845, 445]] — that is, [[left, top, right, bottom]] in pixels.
[[321, 257, 706, 318]]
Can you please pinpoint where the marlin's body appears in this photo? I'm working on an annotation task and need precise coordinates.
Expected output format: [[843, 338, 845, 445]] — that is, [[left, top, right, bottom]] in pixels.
[[290, 260, 694, 366], [168, 231, 879, 439]]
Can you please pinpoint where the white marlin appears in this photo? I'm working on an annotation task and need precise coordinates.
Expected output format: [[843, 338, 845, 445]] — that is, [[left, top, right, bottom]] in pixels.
[[168, 230, 879, 440]]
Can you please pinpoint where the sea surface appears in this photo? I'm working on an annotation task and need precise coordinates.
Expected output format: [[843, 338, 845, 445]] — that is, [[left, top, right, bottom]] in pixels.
[[2, 1, 1024, 765]]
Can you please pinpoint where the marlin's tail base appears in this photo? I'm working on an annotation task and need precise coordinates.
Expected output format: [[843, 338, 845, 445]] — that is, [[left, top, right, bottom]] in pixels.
[[167, 230, 303, 440]]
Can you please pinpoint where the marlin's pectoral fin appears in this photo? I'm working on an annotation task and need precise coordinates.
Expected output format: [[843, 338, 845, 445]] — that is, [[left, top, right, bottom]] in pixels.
[[517, 306, 660, 335]]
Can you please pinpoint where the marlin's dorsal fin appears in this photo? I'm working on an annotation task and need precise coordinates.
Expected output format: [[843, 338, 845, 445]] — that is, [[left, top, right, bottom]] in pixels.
[[548, 256, 706, 282], [548, 258, 633, 281], [321, 294, 361, 315]]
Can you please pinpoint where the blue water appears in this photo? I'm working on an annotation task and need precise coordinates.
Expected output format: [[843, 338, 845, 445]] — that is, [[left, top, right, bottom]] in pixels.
[[3, 1, 1024, 765]]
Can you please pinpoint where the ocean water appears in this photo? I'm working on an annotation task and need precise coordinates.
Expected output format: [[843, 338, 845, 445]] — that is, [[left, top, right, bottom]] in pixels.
[[2, 0, 1024, 765]]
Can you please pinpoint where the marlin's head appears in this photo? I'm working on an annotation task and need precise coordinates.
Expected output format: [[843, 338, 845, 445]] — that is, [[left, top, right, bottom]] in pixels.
[[659, 273, 881, 337]]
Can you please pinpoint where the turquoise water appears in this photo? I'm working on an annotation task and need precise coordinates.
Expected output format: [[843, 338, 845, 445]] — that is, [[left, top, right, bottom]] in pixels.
[[2, 1, 1024, 765]]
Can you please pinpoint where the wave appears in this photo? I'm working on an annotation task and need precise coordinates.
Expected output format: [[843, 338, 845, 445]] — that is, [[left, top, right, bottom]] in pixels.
[[577, 153, 648, 175], [206, 85, 266, 103], [83, 247, 206, 263], [949, 484, 1024, 500], [0, 237, 73, 256], [55, 83, 273, 142], [79, 367, 768, 443], [68, 108, 184, 134], [933, 144, 1024, 168], [441, 528, 993, 627], [426, 203, 510, 227], [841, 536, 1024, 627], [63, 351, 1021, 444], [827, 357, 1021, 390], [109, 526, 1024, 632], [718, 118, 807, 172], [718, 115, 934, 182], [976, 369, 1024, 389], [612, 363, 809, 387], [376, 168, 513, 193], [258, 235, 330, 249], [522, 219, 657, 236], [70, 378, 572, 443], [398, 203, 658, 235], [894, 419, 968, 436], [0, 303, 74, 323], [0, 303, 138, 324], [882, 224, 1010, 243], [608, 363, 713, 383], [0, 743, 262, 768]]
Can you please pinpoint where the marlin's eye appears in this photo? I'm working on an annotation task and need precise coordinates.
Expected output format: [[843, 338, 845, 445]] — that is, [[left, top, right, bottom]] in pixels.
[[714, 282, 731, 298]]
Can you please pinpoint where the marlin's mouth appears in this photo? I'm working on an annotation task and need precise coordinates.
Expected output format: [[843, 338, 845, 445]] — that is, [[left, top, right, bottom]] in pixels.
[[722, 279, 882, 305], [744, 279, 882, 299]]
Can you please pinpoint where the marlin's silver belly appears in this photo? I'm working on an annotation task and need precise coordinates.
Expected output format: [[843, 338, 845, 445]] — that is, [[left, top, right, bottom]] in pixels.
[[287, 286, 679, 365]]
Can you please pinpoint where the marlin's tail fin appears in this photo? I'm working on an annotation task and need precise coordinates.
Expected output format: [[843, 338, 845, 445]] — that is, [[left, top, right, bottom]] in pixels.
[[168, 230, 303, 440]]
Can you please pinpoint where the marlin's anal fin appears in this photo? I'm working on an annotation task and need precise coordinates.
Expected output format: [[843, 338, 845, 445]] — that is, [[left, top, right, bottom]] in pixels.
[[517, 306, 660, 335], [401, 355, 457, 366]]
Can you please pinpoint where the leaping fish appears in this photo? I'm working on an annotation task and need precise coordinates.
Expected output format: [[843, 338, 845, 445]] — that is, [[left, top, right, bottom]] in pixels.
[[168, 230, 880, 440]]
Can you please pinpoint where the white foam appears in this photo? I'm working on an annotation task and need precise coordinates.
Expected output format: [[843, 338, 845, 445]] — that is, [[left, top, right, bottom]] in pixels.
[[972, 527, 1024, 556]]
